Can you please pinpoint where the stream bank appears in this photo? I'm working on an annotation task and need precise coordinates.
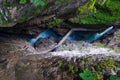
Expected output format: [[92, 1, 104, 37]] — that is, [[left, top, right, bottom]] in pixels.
[[0, 27, 120, 80]]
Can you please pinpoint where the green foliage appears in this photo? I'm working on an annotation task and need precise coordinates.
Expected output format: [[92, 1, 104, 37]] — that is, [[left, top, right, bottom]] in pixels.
[[93, 71, 103, 80], [69, 64, 75, 74], [49, 19, 63, 28], [74, 0, 120, 24], [97, 0, 110, 6], [116, 33, 120, 40], [79, 70, 120, 80], [19, 0, 27, 4], [79, 69, 98, 80], [95, 43, 104, 48], [114, 49, 120, 53], [31, 0, 45, 7], [109, 76, 120, 80], [57, 60, 63, 68], [0, 13, 8, 25], [34, 9, 41, 16], [55, 0, 71, 5], [78, 0, 97, 14], [98, 57, 115, 69]]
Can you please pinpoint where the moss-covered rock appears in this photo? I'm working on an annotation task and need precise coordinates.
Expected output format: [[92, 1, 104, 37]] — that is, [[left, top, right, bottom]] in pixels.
[[0, 37, 120, 80], [0, 0, 89, 27], [2, 0, 119, 27], [0, 0, 48, 27], [70, 0, 120, 24]]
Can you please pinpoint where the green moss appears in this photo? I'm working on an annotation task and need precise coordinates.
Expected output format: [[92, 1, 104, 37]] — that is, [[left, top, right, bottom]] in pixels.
[[0, 18, 9, 25], [19, 0, 27, 4], [80, 58, 93, 63], [31, 0, 45, 7], [57, 60, 63, 68], [98, 57, 116, 69], [34, 9, 41, 16], [0, 12, 9, 25], [55, 0, 71, 5], [116, 33, 120, 40], [106, 47, 120, 54], [93, 71, 103, 80], [96, 0, 110, 6], [109, 75, 120, 80], [18, 0, 48, 23], [115, 62, 120, 68], [49, 18, 63, 28], [18, 16, 28, 23], [78, 0, 96, 14], [69, 64, 75, 74], [74, 0, 120, 24], [114, 48, 120, 53], [95, 43, 104, 48]]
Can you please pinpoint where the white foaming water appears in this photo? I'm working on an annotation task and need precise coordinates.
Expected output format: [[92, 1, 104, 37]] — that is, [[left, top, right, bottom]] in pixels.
[[50, 47, 117, 58]]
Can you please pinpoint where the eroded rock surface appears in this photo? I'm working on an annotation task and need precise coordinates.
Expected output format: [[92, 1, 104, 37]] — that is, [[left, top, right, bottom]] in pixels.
[[94, 28, 120, 53], [34, 37, 57, 52], [0, 0, 89, 27], [0, 36, 120, 80], [0, 37, 35, 80]]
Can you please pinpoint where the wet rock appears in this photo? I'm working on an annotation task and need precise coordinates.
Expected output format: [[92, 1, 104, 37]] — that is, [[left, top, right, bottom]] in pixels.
[[98, 28, 120, 53], [0, 37, 35, 80], [108, 29, 120, 49], [0, 37, 120, 80], [0, 0, 89, 27], [15, 53, 120, 80], [34, 37, 57, 52], [0, 0, 119, 37]]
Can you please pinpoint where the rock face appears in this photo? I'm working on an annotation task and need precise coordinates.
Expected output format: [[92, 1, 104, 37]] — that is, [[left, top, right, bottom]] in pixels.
[[34, 37, 57, 52], [0, 0, 119, 27], [0, 0, 119, 79], [16, 54, 120, 80], [0, 0, 119, 38], [0, 37, 35, 80], [0, 0, 89, 27], [99, 28, 120, 53], [0, 36, 120, 80]]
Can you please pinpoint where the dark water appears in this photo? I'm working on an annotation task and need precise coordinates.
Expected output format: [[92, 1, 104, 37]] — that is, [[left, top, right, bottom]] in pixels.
[[0, 26, 114, 46]]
